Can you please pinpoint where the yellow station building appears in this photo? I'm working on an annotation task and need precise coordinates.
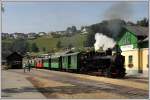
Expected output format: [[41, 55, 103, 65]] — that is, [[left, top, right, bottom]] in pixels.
[[117, 25, 149, 77]]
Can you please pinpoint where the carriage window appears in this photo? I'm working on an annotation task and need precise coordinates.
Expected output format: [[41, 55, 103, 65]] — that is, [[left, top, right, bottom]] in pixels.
[[63, 57, 65, 62], [52, 58, 59, 62], [129, 55, 133, 64], [44, 59, 48, 63]]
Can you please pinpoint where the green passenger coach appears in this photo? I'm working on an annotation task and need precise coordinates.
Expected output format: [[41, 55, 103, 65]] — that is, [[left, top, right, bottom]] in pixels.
[[68, 52, 79, 70], [50, 56, 62, 70], [61, 52, 80, 71], [43, 58, 50, 69], [62, 55, 69, 70], [30, 59, 35, 68]]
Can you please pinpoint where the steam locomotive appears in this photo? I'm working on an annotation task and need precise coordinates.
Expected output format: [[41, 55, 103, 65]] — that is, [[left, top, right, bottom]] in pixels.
[[27, 45, 126, 78], [75, 47, 126, 78]]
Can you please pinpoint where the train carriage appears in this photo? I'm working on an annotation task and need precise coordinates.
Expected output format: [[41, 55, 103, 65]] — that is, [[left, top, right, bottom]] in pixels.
[[50, 56, 62, 70], [61, 55, 69, 70], [30, 59, 35, 68], [68, 52, 79, 70], [43, 58, 51, 69], [61, 52, 79, 71], [35, 58, 43, 68]]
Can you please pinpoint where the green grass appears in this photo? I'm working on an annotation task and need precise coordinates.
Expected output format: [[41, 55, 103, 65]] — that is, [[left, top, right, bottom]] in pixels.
[[2, 33, 87, 53], [28, 36, 59, 51], [2, 38, 15, 43], [61, 34, 87, 48], [28, 34, 87, 52]]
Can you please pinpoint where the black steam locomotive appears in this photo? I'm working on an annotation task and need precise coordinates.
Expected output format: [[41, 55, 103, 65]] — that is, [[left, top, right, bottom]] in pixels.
[[29, 45, 126, 78], [79, 47, 126, 78]]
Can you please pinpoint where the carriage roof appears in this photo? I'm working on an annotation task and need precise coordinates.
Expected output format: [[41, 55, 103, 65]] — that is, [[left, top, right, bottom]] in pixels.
[[61, 52, 80, 57]]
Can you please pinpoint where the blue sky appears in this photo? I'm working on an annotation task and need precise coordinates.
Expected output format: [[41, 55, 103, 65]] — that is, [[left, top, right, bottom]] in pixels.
[[2, 1, 148, 33]]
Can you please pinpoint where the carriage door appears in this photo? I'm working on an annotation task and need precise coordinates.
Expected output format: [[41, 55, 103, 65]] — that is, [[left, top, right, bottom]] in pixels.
[[49, 58, 51, 69], [68, 56, 71, 68], [59, 57, 62, 69]]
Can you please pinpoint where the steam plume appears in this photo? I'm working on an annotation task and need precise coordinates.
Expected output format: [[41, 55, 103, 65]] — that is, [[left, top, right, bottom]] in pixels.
[[104, 2, 133, 20], [94, 33, 116, 51], [103, 2, 133, 37]]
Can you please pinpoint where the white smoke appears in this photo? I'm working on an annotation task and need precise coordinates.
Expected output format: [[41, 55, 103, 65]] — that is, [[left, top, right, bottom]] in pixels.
[[94, 33, 116, 51]]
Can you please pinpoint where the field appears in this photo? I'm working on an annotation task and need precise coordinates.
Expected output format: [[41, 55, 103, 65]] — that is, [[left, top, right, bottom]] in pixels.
[[2, 33, 87, 53], [28, 34, 87, 51]]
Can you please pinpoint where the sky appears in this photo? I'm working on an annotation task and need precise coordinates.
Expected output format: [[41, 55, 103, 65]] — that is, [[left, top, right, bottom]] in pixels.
[[1, 1, 148, 33]]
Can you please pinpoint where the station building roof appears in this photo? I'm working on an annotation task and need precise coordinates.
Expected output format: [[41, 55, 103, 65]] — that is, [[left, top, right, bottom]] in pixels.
[[124, 25, 148, 37]]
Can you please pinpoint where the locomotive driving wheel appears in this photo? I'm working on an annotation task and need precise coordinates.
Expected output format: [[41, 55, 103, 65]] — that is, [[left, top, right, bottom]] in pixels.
[[118, 68, 126, 78], [79, 66, 88, 73]]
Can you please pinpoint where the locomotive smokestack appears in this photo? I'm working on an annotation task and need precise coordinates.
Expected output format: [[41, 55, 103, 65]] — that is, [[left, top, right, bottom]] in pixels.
[[94, 33, 116, 51], [114, 44, 122, 54]]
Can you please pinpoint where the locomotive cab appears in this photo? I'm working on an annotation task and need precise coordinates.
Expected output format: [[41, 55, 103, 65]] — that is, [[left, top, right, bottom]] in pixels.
[[108, 45, 126, 78]]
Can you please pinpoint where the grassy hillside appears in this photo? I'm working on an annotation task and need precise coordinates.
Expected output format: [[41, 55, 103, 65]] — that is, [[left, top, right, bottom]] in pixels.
[[28, 36, 58, 51], [2, 38, 15, 43], [2, 34, 87, 53], [28, 34, 87, 52]]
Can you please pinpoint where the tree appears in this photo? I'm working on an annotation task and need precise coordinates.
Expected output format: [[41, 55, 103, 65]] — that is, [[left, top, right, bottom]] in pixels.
[[31, 43, 39, 52], [2, 39, 30, 60], [71, 26, 77, 33], [84, 28, 95, 47], [11, 39, 30, 55], [66, 27, 72, 35], [56, 40, 62, 49], [42, 47, 46, 52], [81, 26, 84, 30], [68, 43, 73, 49], [66, 26, 77, 36], [137, 18, 149, 27], [2, 42, 13, 60], [51, 32, 61, 38]]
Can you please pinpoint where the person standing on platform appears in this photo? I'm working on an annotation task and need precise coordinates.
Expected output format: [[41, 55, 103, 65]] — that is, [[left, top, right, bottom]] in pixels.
[[28, 60, 31, 72], [23, 63, 26, 73]]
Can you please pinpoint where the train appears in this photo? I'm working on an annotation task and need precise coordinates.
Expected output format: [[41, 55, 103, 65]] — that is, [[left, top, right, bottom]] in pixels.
[[27, 45, 126, 78]]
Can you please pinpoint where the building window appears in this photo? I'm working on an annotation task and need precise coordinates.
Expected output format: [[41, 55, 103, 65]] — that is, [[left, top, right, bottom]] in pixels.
[[129, 55, 133, 64]]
